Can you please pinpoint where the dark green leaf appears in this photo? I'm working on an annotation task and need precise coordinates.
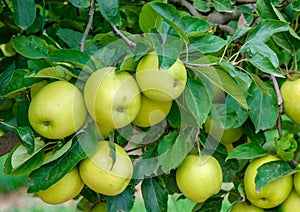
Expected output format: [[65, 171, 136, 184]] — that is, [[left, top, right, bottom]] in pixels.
[[12, 36, 48, 59], [149, 2, 189, 42], [227, 26, 251, 44], [0, 63, 15, 92], [255, 160, 294, 191], [193, 0, 210, 12], [193, 196, 223, 212], [12, 0, 36, 30], [190, 35, 226, 54], [183, 79, 212, 127], [28, 124, 98, 193], [247, 83, 278, 133], [16, 126, 35, 155], [48, 49, 96, 73], [69, 0, 90, 8], [106, 187, 135, 212], [141, 178, 168, 212], [248, 54, 282, 77], [158, 132, 178, 155], [80, 186, 100, 204], [211, 0, 235, 12], [226, 143, 268, 160], [56, 28, 83, 49], [98, 0, 121, 26]]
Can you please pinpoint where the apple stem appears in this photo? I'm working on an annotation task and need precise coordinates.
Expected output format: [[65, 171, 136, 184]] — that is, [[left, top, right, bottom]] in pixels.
[[194, 127, 201, 157]]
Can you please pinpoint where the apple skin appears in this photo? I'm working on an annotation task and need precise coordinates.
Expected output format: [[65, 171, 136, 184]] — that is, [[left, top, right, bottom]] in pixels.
[[176, 155, 223, 203], [79, 141, 133, 196], [84, 67, 141, 129], [28, 80, 87, 139], [135, 51, 187, 102], [230, 202, 264, 212], [244, 155, 293, 209], [133, 94, 172, 127], [280, 78, 300, 125], [91, 203, 107, 212], [279, 190, 300, 212], [204, 118, 243, 145], [293, 167, 300, 196], [37, 167, 84, 204]]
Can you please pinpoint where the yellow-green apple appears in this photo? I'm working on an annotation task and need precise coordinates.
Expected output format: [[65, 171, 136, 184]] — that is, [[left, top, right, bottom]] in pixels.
[[176, 155, 223, 202], [79, 141, 133, 196], [37, 167, 84, 204], [279, 190, 300, 212], [230, 201, 264, 212], [91, 203, 107, 212], [28, 80, 87, 139], [135, 51, 187, 102], [133, 94, 172, 127], [280, 78, 300, 125], [204, 118, 243, 145], [293, 169, 300, 195], [84, 67, 141, 129], [244, 155, 293, 209]]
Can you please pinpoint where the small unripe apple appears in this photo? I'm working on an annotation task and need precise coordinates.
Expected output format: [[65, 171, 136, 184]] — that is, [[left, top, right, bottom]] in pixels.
[[230, 201, 264, 212]]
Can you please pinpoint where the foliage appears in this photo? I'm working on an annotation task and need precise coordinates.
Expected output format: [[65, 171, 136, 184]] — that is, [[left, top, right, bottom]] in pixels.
[[1, 0, 300, 211]]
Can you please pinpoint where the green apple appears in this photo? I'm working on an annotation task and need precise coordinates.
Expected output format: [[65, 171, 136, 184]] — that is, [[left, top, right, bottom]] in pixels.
[[204, 118, 243, 145], [0, 129, 4, 137], [176, 155, 223, 203], [91, 203, 107, 212], [136, 51, 187, 102], [84, 67, 141, 129], [293, 169, 300, 195], [230, 201, 264, 212], [37, 167, 84, 204], [28, 80, 87, 139], [280, 78, 300, 125], [279, 189, 300, 212], [244, 155, 293, 209], [79, 141, 133, 196], [133, 94, 172, 127], [95, 122, 113, 140]]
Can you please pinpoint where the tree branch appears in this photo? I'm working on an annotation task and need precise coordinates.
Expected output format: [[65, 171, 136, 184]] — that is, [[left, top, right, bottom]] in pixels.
[[0, 131, 21, 156], [110, 23, 136, 50], [270, 75, 283, 137], [180, 0, 201, 18], [79, 0, 95, 52]]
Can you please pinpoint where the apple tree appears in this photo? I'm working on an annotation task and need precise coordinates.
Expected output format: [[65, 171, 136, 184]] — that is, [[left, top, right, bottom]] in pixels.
[[1, 0, 300, 211]]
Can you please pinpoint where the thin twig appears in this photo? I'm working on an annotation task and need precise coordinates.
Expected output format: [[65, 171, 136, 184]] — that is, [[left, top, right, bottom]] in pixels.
[[79, 0, 95, 52], [180, 0, 201, 18], [110, 23, 136, 50], [270, 74, 283, 137]]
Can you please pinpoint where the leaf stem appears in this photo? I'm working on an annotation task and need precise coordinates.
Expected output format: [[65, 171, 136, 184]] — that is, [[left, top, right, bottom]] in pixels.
[[79, 0, 95, 52]]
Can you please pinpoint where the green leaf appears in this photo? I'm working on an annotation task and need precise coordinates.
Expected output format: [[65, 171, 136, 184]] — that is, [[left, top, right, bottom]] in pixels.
[[149, 2, 189, 42], [247, 84, 278, 133], [42, 140, 73, 165], [48, 49, 96, 73], [98, 0, 122, 26], [255, 160, 294, 191], [193, 0, 210, 12], [193, 196, 223, 212], [227, 26, 252, 44], [189, 35, 226, 54], [15, 126, 35, 155], [245, 19, 289, 43], [248, 54, 282, 77], [226, 143, 268, 161], [183, 79, 212, 127], [28, 124, 98, 193], [211, 0, 235, 12], [0, 63, 15, 93], [139, 2, 163, 33], [141, 178, 168, 212], [56, 28, 83, 49], [12, 36, 48, 59], [182, 16, 211, 38], [12, 0, 36, 30], [189, 65, 248, 110], [27, 66, 72, 81], [275, 133, 298, 161], [69, 0, 90, 8], [105, 187, 135, 212]]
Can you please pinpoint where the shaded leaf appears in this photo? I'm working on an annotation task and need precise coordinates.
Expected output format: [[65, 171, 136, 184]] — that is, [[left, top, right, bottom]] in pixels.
[[98, 0, 121, 26], [248, 54, 282, 77], [182, 16, 211, 38], [227, 26, 251, 44], [69, 0, 90, 8], [211, 0, 235, 12], [193, 196, 223, 212], [226, 143, 267, 161], [0, 63, 15, 93], [255, 160, 294, 191], [190, 35, 226, 54], [12, 0, 36, 30], [106, 187, 135, 212], [56, 28, 83, 49], [15, 126, 35, 155], [12, 36, 48, 59]]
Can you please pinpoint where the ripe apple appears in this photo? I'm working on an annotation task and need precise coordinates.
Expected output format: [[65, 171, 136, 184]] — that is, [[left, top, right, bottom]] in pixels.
[[91, 203, 107, 212], [230, 201, 264, 212], [280, 78, 300, 125], [244, 155, 293, 209], [135, 51, 187, 102], [37, 167, 84, 204], [204, 118, 243, 145], [133, 94, 172, 127], [79, 141, 133, 196], [84, 67, 141, 129], [279, 190, 300, 211], [293, 169, 300, 195], [28, 80, 87, 139], [175, 155, 223, 203]]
